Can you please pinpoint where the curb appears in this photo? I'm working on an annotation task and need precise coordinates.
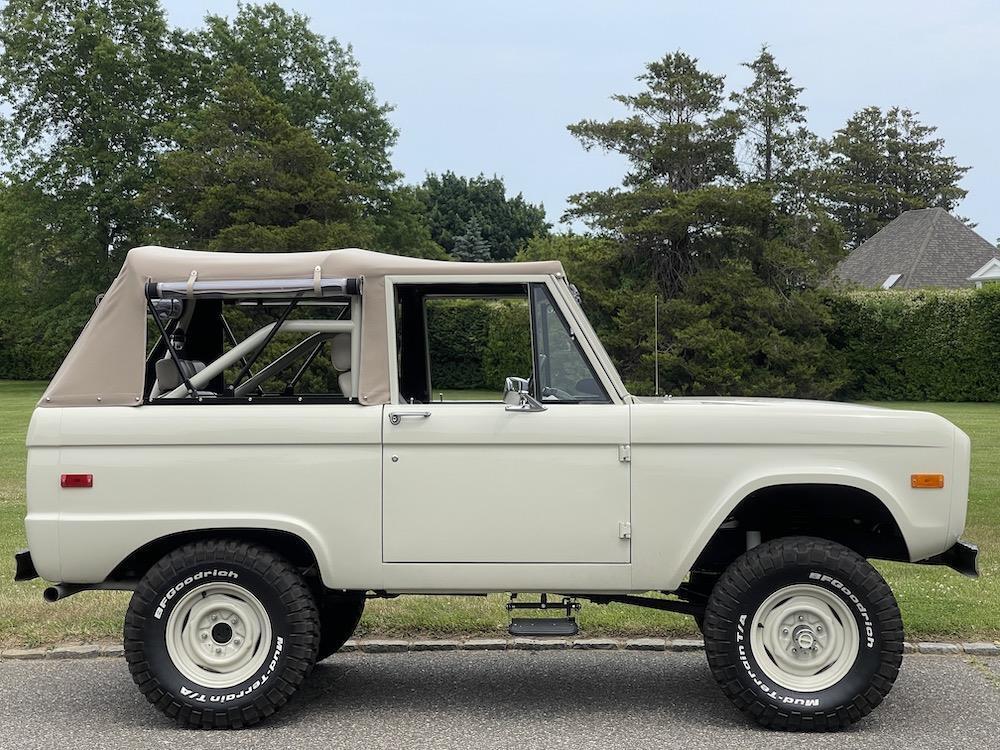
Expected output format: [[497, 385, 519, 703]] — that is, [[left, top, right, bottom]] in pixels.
[[2, 639, 998, 661]]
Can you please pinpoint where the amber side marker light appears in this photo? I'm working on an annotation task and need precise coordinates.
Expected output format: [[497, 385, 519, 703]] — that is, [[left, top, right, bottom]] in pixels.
[[911, 473, 944, 489]]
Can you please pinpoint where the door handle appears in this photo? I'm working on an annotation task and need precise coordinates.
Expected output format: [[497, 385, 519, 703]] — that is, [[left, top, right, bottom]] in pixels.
[[388, 411, 431, 425]]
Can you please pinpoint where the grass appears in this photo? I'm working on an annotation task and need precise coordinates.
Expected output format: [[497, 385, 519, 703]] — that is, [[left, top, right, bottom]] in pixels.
[[434, 389, 502, 401], [0, 381, 996, 647]]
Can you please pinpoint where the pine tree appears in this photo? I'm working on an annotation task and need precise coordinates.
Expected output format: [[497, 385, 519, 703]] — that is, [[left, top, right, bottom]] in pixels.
[[731, 46, 808, 185], [567, 52, 848, 398], [451, 217, 492, 262], [824, 106, 969, 246], [569, 52, 741, 191], [568, 53, 743, 292]]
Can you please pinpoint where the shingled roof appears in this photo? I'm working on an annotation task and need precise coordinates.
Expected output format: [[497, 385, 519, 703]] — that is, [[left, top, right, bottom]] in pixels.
[[833, 208, 999, 289]]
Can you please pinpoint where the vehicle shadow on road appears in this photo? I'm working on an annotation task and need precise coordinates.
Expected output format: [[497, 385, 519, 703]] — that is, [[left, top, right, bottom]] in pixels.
[[79, 651, 993, 748], [271, 651, 770, 731]]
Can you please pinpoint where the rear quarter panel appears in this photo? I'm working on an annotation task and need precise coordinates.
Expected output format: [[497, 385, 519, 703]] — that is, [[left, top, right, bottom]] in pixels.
[[26, 404, 382, 588]]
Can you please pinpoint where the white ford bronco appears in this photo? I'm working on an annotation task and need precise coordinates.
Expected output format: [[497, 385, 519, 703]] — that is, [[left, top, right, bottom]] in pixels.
[[15, 246, 978, 730]]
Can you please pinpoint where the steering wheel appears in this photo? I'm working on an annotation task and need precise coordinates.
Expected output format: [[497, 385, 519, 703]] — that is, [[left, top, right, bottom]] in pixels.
[[541, 385, 577, 401]]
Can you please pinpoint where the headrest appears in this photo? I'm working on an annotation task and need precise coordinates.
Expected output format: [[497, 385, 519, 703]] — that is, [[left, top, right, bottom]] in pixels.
[[337, 370, 352, 396], [331, 333, 351, 372], [155, 356, 205, 391]]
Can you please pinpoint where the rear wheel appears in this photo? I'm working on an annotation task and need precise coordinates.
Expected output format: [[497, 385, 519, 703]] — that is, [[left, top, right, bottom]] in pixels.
[[316, 591, 366, 661], [124, 539, 320, 728], [703, 536, 903, 731]]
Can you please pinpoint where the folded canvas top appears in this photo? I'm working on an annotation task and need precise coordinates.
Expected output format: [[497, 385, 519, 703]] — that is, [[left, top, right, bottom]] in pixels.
[[40, 245, 564, 407]]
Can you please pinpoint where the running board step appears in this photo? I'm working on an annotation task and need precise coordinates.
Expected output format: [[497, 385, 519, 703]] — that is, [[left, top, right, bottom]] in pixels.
[[506, 593, 581, 636], [508, 617, 579, 636]]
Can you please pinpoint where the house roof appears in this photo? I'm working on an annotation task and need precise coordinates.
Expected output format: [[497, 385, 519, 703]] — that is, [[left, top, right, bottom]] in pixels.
[[833, 208, 999, 289], [969, 257, 1000, 282]]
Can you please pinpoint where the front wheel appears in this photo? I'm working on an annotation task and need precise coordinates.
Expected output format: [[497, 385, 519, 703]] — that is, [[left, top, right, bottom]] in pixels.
[[124, 539, 320, 728], [703, 536, 903, 731]]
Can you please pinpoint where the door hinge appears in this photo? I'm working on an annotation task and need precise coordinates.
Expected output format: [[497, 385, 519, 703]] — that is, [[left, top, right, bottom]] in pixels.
[[618, 521, 632, 539], [618, 444, 631, 463]]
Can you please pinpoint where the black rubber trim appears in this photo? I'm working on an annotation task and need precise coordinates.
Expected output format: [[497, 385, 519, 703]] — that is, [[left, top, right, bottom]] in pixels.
[[14, 549, 38, 582], [315, 591, 366, 661], [921, 539, 979, 578]]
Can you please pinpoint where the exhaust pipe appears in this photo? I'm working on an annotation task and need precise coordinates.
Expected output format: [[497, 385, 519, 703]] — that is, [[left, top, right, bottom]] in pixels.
[[43, 583, 90, 602], [42, 580, 138, 602]]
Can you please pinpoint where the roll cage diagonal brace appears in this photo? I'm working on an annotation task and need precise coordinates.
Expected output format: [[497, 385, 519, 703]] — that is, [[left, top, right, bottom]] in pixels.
[[220, 313, 264, 396], [282, 338, 327, 395], [145, 285, 198, 399], [228, 295, 301, 392]]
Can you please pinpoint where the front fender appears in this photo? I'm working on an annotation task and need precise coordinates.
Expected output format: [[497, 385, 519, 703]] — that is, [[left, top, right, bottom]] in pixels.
[[675, 471, 912, 585]]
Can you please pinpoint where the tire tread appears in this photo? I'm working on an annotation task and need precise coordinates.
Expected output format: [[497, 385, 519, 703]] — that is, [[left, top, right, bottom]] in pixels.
[[703, 536, 903, 732], [123, 539, 319, 729]]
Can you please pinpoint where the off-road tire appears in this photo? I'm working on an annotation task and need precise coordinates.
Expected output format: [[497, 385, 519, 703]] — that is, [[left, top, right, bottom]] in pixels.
[[316, 591, 366, 661], [703, 536, 903, 731], [124, 539, 320, 728]]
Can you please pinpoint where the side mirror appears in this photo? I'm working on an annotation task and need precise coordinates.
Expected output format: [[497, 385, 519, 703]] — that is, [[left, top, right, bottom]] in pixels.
[[503, 376, 546, 412]]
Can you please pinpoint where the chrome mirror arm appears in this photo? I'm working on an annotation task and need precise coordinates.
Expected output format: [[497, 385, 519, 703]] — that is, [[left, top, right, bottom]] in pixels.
[[503, 376, 546, 413]]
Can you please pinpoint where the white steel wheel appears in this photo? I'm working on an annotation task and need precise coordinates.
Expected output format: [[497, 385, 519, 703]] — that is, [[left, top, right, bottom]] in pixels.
[[165, 581, 273, 689], [749, 583, 860, 693]]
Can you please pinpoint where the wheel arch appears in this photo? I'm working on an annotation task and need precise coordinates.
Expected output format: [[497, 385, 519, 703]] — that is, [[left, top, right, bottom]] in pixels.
[[684, 475, 911, 580], [107, 527, 328, 585]]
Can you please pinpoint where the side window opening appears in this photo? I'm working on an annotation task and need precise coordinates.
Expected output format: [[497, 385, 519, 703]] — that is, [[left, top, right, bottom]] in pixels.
[[391, 281, 609, 405], [394, 283, 532, 403], [144, 287, 360, 403]]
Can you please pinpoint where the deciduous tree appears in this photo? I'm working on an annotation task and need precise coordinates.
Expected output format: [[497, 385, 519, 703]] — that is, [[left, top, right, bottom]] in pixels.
[[416, 171, 549, 261], [0, 0, 189, 285], [197, 3, 398, 196], [148, 66, 363, 252]]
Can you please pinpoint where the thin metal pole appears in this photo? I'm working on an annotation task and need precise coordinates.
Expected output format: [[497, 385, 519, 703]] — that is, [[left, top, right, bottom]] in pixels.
[[654, 294, 659, 396]]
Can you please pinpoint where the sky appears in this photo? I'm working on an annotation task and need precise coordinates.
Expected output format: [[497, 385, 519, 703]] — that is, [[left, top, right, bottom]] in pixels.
[[164, 0, 1000, 244]]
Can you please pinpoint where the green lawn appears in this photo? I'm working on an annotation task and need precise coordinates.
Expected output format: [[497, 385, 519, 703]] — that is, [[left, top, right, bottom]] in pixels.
[[0, 381, 996, 647]]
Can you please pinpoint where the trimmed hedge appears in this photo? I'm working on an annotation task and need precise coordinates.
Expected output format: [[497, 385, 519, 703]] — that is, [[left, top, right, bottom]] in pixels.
[[831, 285, 1000, 402], [5, 284, 1000, 402], [425, 298, 532, 391]]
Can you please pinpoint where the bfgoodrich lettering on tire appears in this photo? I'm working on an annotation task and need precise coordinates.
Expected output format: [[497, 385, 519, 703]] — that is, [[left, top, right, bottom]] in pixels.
[[703, 536, 904, 731], [124, 539, 320, 728]]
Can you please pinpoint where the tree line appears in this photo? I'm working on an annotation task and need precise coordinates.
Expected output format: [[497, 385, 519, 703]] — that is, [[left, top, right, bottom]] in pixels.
[[0, 1, 971, 395]]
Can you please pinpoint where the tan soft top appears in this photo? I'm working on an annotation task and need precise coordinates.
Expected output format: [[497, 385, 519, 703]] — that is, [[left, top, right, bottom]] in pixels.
[[40, 246, 565, 407]]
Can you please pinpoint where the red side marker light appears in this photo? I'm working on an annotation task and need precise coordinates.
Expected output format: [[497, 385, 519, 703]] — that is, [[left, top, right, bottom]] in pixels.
[[61, 474, 93, 488]]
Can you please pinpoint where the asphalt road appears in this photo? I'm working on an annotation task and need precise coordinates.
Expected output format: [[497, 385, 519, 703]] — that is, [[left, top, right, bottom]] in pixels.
[[1, 651, 998, 750]]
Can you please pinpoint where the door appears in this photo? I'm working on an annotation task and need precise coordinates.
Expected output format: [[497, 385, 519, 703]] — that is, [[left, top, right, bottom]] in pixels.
[[381, 280, 630, 564]]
